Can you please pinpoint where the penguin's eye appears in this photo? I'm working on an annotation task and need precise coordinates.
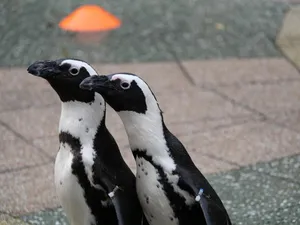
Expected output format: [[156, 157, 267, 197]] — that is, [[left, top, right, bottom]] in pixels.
[[120, 81, 130, 90], [69, 67, 79, 76]]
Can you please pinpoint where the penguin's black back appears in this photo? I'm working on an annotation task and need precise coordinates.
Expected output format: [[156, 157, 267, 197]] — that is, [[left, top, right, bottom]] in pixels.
[[162, 122, 232, 225]]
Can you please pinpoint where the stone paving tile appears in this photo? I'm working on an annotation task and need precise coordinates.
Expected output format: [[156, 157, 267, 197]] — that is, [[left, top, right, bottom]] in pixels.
[[182, 58, 300, 87], [181, 58, 300, 135], [276, 6, 300, 70], [215, 79, 300, 116], [0, 105, 60, 140], [157, 88, 253, 125], [31, 136, 58, 161], [0, 123, 49, 173], [0, 68, 58, 113], [251, 153, 300, 182], [179, 120, 300, 166], [267, 109, 300, 132], [0, 163, 58, 216], [169, 113, 259, 138], [0, 213, 30, 225], [0, 88, 57, 113], [21, 208, 68, 225], [20, 154, 300, 225], [208, 155, 300, 225], [0, 68, 49, 92], [190, 152, 238, 174], [265, 206, 300, 225], [156, 0, 287, 60]]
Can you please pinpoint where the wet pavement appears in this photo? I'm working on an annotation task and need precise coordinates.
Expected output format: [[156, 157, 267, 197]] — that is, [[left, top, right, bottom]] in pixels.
[[0, 0, 290, 67]]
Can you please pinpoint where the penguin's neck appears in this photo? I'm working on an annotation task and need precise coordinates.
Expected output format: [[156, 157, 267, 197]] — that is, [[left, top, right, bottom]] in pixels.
[[118, 104, 176, 172], [59, 93, 106, 148]]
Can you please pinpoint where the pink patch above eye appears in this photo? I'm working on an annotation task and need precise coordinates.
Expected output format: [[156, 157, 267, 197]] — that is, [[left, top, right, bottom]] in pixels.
[[111, 75, 120, 81]]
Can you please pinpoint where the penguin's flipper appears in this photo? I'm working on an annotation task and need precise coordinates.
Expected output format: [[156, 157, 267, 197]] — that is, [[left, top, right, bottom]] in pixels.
[[196, 190, 231, 225], [108, 186, 126, 225], [177, 167, 231, 225], [108, 185, 146, 225], [95, 174, 130, 225], [93, 164, 143, 225]]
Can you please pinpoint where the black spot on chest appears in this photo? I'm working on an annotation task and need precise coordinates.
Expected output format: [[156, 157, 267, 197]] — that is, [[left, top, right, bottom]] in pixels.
[[59, 131, 118, 225]]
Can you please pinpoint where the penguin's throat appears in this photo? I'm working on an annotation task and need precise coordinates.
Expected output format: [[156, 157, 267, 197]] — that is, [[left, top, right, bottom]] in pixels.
[[59, 95, 105, 144], [118, 110, 173, 160], [119, 110, 162, 138]]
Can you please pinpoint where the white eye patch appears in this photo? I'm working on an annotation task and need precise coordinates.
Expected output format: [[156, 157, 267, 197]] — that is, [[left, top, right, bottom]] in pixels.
[[60, 59, 98, 76]]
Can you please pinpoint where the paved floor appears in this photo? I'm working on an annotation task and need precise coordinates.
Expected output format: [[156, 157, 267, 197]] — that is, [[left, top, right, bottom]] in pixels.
[[1, 58, 300, 224], [1, 0, 300, 225]]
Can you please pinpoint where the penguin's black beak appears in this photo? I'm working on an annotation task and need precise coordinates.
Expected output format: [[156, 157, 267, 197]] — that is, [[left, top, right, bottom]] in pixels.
[[80, 75, 112, 91], [27, 60, 61, 79]]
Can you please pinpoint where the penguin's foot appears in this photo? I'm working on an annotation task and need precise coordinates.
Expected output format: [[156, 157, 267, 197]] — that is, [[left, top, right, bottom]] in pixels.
[[195, 188, 204, 202]]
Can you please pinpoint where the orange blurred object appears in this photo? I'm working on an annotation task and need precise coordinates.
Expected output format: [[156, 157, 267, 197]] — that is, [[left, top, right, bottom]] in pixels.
[[59, 5, 121, 32]]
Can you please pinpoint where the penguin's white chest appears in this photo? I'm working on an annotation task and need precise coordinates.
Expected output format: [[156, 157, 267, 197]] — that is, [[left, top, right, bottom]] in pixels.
[[135, 157, 179, 225], [54, 144, 95, 225]]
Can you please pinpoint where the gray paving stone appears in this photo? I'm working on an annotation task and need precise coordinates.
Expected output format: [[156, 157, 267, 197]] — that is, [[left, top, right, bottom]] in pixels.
[[0, 88, 58, 113], [0, 213, 30, 225], [158, 88, 253, 125], [182, 58, 300, 87], [215, 78, 300, 116], [0, 123, 49, 173], [0, 163, 58, 215], [209, 165, 300, 225], [179, 120, 300, 166], [0, 68, 58, 112], [0, 105, 60, 140], [22, 208, 68, 225], [251, 153, 300, 182], [208, 154, 300, 225], [268, 109, 300, 132]]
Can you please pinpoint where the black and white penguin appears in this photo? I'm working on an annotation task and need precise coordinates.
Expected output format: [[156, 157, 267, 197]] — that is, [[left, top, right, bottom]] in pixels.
[[79, 73, 232, 225], [27, 61, 148, 225]]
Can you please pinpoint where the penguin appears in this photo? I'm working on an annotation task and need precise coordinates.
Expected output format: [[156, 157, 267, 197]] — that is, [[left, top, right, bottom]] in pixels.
[[79, 73, 232, 225], [27, 60, 148, 225]]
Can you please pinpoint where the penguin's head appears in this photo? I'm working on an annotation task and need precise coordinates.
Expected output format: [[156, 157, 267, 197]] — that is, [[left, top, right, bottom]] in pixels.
[[79, 73, 160, 114], [27, 58, 98, 102]]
